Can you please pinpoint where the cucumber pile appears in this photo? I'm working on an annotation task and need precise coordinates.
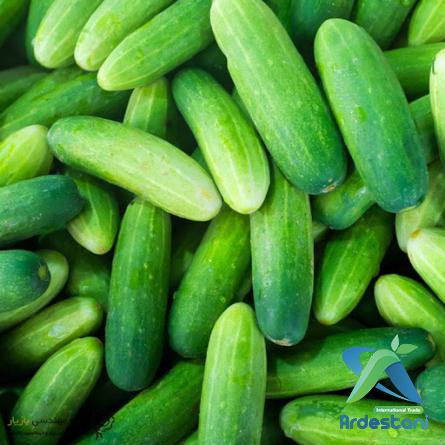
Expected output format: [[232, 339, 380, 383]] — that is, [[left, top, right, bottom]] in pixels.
[[1, 0, 445, 444]]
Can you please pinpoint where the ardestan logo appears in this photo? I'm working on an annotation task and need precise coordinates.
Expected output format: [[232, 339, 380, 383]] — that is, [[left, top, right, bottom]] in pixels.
[[342, 335, 422, 404]]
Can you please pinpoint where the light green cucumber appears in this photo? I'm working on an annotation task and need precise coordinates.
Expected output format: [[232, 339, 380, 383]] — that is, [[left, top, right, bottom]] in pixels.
[[251, 164, 313, 345], [75, 0, 174, 71], [408, 0, 445, 46], [416, 363, 445, 423], [199, 303, 266, 445], [173, 68, 269, 214], [211, 0, 347, 195], [48, 116, 222, 221], [0, 0, 29, 47], [431, 48, 445, 162], [98, 0, 213, 91], [11, 337, 103, 445], [168, 206, 250, 358]]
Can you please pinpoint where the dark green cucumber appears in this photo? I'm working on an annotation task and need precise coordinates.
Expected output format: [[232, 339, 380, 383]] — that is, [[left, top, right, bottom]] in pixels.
[[251, 163, 313, 345], [408, 0, 445, 46], [267, 327, 435, 398], [211, 0, 347, 195], [0, 250, 49, 313], [0, 0, 29, 47], [416, 363, 445, 423], [315, 19, 428, 213], [168, 206, 250, 358], [106, 198, 170, 391], [199, 303, 266, 445]]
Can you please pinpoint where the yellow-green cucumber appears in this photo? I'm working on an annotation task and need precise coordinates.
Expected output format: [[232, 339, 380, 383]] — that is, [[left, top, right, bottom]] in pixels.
[[408, 0, 445, 46], [416, 363, 445, 423], [431, 48, 445, 163]]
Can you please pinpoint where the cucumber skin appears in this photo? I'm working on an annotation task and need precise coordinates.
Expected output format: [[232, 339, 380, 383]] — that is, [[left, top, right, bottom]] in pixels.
[[106, 198, 170, 391], [11, 337, 103, 445], [416, 363, 445, 423], [267, 327, 435, 398], [315, 19, 428, 213], [251, 164, 313, 345], [168, 206, 250, 358], [0, 0, 29, 47], [199, 303, 266, 445], [408, 0, 445, 46], [0, 250, 50, 313], [431, 48, 445, 163], [98, 0, 214, 91], [211, 0, 347, 195]]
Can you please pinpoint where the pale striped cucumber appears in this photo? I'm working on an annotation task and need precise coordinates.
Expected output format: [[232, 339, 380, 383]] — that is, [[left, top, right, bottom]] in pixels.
[[0, 0, 29, 47], [0, 125, 52, 186], [251, 164, 313, 345], [173, 69, 269, 214], [75, 0, 174, 71], [106, 198, 170, 391], [0, 297, 103, 377], [48, 116, 222, 221], [33, 0, 103, 68], [431, 48, 445, 162], [375, 274, 445, 360], [314, 207, 392, 325], [408, 0, 445, 46], [199, 303, 266, 445], [315, 19, 428, 213], [168, 206, 250, 358], [416, 363, 445, 423], [11, 337, 103, 445], [98, 0, 213, 91], [211, 0, 347, 195]]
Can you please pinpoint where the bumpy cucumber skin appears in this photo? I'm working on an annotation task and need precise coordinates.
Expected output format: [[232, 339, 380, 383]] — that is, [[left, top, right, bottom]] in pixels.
[[0, 250, 50, 313], [408, 0, 445, 46], [168, 206, 250, 358], [173, 68, 270, 214], [251, 164, 313, 345], [281, 395, 445, 445], [431, 48, 445, 164], [416, 363, 445, 423], [0, 0, 29, 47], [314, 207, 392, 325], [11, 337, 103, 445], [98, 0, 213, 91], [315, 19, 428, 213], [211, 0, 347, 195], [199, 303, 266, 445], [267, 327, 435, 398]]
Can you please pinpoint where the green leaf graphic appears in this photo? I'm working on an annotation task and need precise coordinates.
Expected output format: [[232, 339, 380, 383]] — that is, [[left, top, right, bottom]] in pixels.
[[396, 344, 418, 355], [391, 335, 399, 352]]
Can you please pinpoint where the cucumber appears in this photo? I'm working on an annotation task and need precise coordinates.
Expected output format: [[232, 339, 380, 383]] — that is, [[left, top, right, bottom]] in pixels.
[[76, 361, 204, 445], [75, 0, 174, 71], [98, 0, 213, 91], [315, 19, 428, 213], [191, 44, 231, 88], [199, 303, 266, 445], [375, 274, 445, 360], [173, 69, 270, 214], [281, 395, 445, 444], [251, 164, 313, 345], [411, 94, 437, 164], [211, 0, 346, 195], [0, 297, 103, 378], [385, 42, 445, 98], [168, 206, 250, 358], [48, 116, 222, 221], [314, 207, 392, 325], [0, 0, 29, 47], [408, 0, 445, 46], [181, 432, 198, 444], [416, 363, 445, 423], [267, 327, 435, 398], [431, 48, 445, 162], [33, 0, 103, 68], [0, 125, 52, 186], [0, 250, 49, 313], [0, 249, 68, 333], [11, 337, 103, 445], [264, 0, 292, 32], [352, 0, 417, 49]]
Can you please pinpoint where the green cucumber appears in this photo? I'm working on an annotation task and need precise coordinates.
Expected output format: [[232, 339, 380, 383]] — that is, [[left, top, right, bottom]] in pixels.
[[281, 395, 445, 444], [168, 206, 250, 358], [0, 297, 103, 378], [264, 0, 292, 32], [173, 68, 270, 214], [416, 363, 445, 423], [48, 116, 222, 221], [33, 0, 103, 68], [98, 0, 213, 91], [0, 249, 68, 333], [0, 250, 49, 313], [0, 0, 29, 47], [251, 164, 313, 345], [0, 175, 84, 245], [191, 44, 231, 88], [199, 303, 266, 445], [75, 0, 174, 71], [314, 207, 392, 325], [267, 327, 435, 398], [408, 0, 445, 46], [0, 125, 52, 186], [181, 432, 198, 444], [11, 337, 103, 445], [411, 94, 437, 164], [211, 0, 346, 195], [431, 48, 445, 162]]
